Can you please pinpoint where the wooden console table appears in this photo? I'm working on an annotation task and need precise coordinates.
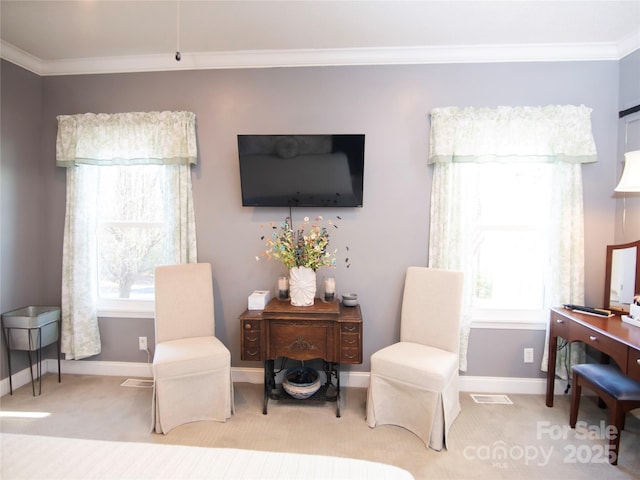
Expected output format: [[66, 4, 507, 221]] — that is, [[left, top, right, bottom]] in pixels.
[[545, 307, 640, 407], [239, 298, 363, 417]]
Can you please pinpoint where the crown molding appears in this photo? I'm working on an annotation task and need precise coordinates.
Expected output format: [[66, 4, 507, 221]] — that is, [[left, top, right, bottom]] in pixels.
[[0, 41, 43, 75], [1, 39, 637, 77]]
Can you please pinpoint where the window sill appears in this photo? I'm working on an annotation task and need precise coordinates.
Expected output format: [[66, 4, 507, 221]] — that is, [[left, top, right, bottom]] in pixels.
[[97, 300, 154, 319], [471, 320, 547, 330], [471, 309, 548, 330], [98, 309, 154, 319]]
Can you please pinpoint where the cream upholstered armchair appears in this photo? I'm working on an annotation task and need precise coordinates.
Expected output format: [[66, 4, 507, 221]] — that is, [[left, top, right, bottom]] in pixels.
[[152, 262, 234, 434], [366, 266, 464, 451]]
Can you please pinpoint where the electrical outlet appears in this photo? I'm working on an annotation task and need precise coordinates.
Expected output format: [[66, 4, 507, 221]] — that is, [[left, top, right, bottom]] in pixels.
[[138, 336, 147, 351], [523, 347, 534, 363]]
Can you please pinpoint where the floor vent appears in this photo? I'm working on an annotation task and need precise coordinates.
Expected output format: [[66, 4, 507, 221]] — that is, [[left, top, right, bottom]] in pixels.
[[121, 378, 154, 388], [470, 394, 513, 405]]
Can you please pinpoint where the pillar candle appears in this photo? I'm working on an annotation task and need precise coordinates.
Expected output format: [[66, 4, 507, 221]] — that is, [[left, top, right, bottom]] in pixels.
[[325, 277, 335, 294]]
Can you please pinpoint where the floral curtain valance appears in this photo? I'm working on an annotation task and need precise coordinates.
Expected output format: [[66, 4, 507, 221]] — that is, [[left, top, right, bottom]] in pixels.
[[56, 111, 198, 167], [428, 105, 597, 164]]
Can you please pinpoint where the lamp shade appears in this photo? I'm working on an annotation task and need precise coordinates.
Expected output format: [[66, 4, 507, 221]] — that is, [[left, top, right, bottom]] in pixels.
[[615, 150, 640, 193]]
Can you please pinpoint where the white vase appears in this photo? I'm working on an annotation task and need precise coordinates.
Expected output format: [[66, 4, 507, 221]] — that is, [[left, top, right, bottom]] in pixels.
[[289, 266, 316, 306]]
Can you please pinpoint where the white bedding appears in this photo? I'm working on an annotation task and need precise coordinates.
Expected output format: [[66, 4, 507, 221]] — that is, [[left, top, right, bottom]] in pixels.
[[1, 433, 414, 480]]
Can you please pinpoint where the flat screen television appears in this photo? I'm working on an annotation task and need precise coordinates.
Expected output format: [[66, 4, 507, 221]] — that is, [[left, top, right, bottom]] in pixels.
[[238, 134, 364, 207]]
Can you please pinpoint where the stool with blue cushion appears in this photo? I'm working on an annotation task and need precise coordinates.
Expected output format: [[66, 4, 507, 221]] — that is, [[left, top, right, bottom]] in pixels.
[[570, 363, 640, 465]]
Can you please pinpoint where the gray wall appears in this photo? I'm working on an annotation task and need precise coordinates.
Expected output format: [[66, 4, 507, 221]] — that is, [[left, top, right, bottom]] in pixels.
[[616, 49, 640, 243], [1, 61, 47, 376], [2, 56, 631, 380]]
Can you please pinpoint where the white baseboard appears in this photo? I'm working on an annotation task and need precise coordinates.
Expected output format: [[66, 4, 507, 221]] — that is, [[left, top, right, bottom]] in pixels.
[[0, 360, 154, 397], [1, 359, 567, 397], [458, 375, 568, 395]]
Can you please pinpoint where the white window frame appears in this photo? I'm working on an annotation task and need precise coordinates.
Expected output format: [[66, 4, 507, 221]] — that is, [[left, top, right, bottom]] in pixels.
[[94, 169, 169, 319], [467, 164, 551, 330]]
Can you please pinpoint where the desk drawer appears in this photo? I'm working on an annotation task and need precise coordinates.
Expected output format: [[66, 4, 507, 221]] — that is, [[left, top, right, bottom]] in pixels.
[[573, 327, 627, 368], [550, 312, 571, 339], [628, 348, 640, 382]]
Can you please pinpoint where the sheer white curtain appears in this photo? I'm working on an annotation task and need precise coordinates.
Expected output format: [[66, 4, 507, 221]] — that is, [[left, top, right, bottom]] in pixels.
[[56, 111, 198, 359], [428, 105, 597, 373]]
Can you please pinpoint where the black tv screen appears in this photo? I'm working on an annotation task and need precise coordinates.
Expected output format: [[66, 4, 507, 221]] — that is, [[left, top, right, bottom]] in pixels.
[[238, 134, 364, 207]]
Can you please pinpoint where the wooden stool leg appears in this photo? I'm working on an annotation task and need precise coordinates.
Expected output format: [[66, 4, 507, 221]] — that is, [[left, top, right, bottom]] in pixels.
[[608, 404, 625, 465], [570, 371, 582, 428], [569, 364, 640, 466]]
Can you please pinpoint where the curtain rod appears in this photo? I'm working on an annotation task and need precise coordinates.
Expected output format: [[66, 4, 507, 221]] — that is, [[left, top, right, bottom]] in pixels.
[[619, 104, 640, 118]]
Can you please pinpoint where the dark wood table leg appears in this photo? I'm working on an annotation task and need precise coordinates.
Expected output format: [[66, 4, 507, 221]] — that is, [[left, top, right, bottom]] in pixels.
[[263, 359, 275, 414], [546, 334, 558, 407], [335, 362, 341, 418]]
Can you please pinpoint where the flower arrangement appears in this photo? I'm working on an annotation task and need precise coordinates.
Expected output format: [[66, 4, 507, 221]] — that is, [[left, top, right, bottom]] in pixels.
[[259, 216, 338, 271]]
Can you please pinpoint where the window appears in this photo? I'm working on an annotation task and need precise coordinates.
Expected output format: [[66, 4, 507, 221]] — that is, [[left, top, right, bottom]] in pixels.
[[96, 165, 172, 313], [57, 111, 198, 358], [428, 105, 597, 371], [468, 162, 552, 324]]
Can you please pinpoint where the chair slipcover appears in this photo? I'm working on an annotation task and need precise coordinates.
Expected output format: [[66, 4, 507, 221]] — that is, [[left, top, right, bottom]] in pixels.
[[152, 263, 234, 434], [366, 267, 464, 450]]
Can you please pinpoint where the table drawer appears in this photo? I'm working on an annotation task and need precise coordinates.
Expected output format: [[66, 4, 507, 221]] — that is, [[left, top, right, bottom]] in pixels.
[[340, 334, 361, 363], [341, 323, 360, 334], [241, 320, 262, 361], [339, 322, 362, 363], [270, 323, 331, 361], [243, 320, 261, 331], [243, 322, 261, 342], [627, 348, 640, 382], [242, 346, 262, 361], [573, 326, 628, 368], [550, 311, 571, 339]]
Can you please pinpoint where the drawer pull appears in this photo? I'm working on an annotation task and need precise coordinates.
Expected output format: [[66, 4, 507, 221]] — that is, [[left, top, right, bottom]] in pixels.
[[556, 319, 564, 324], [343, 325, 357, 331], [343, 353, 357, 359], [246, 335, 259, 342], [589, 336, 597, 341], [344, 338, 357, 345], [637, 358, 640, 366], [244, 323, 252, 330], [246, 349, 259, 356]]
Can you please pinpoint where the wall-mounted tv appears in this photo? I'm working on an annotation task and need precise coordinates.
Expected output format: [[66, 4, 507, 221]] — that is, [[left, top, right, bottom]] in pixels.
[[238, 134, 364, 207]]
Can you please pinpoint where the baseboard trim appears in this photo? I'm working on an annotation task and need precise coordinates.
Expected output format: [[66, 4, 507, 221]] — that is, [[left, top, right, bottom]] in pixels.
[[458, 375, 567, 395], [1, 360, 567, 397]]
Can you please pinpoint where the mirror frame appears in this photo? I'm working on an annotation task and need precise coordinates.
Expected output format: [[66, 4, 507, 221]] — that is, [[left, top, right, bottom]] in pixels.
[[603, 240, 640, 314]]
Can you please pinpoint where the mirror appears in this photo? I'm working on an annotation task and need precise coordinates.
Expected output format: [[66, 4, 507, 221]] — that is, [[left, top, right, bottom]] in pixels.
[[604, 240, 640, 314]]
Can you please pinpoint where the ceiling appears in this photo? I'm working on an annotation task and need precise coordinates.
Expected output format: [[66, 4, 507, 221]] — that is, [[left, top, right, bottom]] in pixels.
[[1, 1, 639, 76]]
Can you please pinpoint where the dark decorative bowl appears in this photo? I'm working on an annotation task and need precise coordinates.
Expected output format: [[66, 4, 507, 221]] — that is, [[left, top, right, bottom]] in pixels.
[[282, 367, 321, 399]]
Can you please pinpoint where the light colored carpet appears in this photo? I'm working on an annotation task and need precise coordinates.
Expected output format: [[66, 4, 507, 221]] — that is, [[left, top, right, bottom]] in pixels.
[[1, 373, 639, 480]]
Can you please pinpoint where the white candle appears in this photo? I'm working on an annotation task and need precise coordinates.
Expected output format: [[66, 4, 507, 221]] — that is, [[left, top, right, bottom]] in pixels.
[[278, 276, 288, 291], [325, 277, 335, 294]]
